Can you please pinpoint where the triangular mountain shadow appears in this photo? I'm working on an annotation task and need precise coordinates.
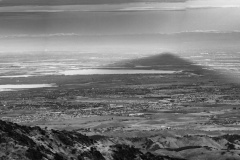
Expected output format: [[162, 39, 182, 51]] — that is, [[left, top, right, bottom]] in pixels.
[[110, 52, 232, 82], [123, 53, 193, 67]]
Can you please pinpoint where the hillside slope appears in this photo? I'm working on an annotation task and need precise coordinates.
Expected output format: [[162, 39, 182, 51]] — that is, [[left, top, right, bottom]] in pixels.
[[0, 120, 185, 160], [1, 120, 240, 160]]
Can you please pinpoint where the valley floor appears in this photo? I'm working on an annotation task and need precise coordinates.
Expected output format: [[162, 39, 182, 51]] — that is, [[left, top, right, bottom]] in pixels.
[[1, 69, 240, 159]]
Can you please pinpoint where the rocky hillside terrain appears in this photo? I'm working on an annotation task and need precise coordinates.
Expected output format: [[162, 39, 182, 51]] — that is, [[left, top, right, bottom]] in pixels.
[[0, 120, 185, 160], [1, 120, 240, 160]]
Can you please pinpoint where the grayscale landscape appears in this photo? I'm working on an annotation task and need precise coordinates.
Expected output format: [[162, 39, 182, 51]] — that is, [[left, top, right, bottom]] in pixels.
[[1, 0, 240, 160]]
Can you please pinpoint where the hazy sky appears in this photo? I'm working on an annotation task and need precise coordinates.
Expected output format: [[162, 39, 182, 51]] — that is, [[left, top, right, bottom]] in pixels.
[[0, 0, 240, 53]]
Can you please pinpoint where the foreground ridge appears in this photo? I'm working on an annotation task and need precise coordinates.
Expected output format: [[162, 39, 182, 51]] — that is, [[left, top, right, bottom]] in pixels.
[[0, 120, 186, 160]]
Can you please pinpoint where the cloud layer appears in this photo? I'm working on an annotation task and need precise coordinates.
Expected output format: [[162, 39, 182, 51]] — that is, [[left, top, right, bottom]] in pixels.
[[0, 0, 240, 53], [0, 0, 187, 6], [1, 30, 240, 40], [0, 0, 240, 13]]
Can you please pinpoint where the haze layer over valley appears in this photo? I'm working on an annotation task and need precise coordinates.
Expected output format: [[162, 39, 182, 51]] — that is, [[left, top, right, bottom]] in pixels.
[[0, 51, 240, 81]]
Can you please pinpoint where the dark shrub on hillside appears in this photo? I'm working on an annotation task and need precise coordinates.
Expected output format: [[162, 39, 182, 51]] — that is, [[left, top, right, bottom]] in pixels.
[[68, 131, 95, 145], [90, 135, 107, 141], [53, 130, 93, 146], [71, 148, 77, 154], [222, 134, 240, 143], [0, 134, 6, 143], [140, 152, 164, 160], [90, 147, 105, 160], [0, 120, 35, 147], [140, 152, 187, 160], [226, 142, 235, 150], [25, 148, 44, 160], [77, 155, 84, 160], [56, 132, 74, 146], [112, 144, 141, 160], [11, 131, 36, 147], [54, 153, 66, 160], [79, 148, 105, 160]]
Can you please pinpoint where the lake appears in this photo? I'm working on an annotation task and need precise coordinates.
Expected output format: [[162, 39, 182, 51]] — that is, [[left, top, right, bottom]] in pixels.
[[0, 84, 56, 92], [60, 69, 177, 75]]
